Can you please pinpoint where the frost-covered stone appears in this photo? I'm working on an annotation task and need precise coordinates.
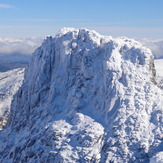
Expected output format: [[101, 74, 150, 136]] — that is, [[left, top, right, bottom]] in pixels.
[[150, 152, 163, 163], [0, 68, 24, 129], [155, 59, 163, 90], [0, 28, 162, 162]]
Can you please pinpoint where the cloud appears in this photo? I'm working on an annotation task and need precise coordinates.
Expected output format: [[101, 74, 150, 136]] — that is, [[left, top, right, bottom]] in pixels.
[[0, 4, 15, 8], [0, 38, 43, 55]]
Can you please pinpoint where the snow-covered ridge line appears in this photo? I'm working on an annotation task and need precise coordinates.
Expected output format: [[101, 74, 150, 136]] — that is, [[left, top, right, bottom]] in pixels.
[[0, 28, 162, 162], [0, 68, 24, 129]]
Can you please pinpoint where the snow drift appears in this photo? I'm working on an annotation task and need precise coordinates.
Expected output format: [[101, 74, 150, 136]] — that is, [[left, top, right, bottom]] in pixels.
[[0, 28, 162, 162]]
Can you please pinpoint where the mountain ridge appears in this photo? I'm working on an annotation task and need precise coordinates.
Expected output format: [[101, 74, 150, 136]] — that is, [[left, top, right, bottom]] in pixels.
[[0, 28, 162, 162], [0, 68, 24, 129]]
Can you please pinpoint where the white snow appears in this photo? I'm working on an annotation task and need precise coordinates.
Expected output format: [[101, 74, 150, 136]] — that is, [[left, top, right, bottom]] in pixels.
[[139, 39, 163, 59], [155, 59, 163, 89], [0, 28, 162, 162], [150, 152, 163, 163], [0, 68, 24, 129], [155, 59, 163, 77]]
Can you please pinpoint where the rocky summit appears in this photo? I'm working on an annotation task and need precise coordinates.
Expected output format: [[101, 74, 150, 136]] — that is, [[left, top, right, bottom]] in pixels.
[[0, 28, 162, 163]]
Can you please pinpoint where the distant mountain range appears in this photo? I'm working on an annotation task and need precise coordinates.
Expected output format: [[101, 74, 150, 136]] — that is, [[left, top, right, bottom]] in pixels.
[[0, 53, 31, 72], [137, 39, 163, 59]]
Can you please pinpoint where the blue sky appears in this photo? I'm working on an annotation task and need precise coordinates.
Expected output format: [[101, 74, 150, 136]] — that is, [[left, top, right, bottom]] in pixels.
[[0, 0, 163, 38]]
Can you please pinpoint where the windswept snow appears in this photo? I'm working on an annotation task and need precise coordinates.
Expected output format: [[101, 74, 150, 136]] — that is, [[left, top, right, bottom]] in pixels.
[[0, 28, 162, 162], [150, 152, 163, 163], [0, 68, 24, 129], [155, 59, 163, 89], [155, 59, 163, 77]]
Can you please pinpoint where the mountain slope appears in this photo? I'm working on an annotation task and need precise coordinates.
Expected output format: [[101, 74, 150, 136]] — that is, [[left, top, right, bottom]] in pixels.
[[0, 68, 24, 129], [155, 59, 163, 89], [0, 28, 162, 162]]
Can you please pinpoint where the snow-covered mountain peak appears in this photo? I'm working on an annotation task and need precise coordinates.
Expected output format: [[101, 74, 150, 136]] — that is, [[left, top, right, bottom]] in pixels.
[[57, 27, 78, 36], [40, 28, 153, 69], [0, 28, 162, 162]]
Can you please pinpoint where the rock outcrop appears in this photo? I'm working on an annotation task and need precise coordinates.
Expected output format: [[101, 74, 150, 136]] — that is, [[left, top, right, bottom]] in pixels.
[[0, 28, 162, 162]]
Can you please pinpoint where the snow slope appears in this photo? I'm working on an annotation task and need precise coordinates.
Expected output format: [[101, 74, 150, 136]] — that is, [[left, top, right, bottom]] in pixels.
[[0, 28, 163, 162], [0, 68, 24, 129], [155, 59, 163, 89], [155, 59, 163, 77]]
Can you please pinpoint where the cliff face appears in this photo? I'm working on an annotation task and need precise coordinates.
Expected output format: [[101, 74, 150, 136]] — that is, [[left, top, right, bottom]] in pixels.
[[0, 28, 162, 162]]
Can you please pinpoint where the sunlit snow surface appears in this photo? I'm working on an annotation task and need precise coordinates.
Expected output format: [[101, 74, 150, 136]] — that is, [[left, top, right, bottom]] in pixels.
[[150, 151, 163, 163], [0, 68, 24, 129], [149, 59, 163, 163], [0, 28, 162, 162], [155, 59, 163, 76], [155, 59, 163, 89]]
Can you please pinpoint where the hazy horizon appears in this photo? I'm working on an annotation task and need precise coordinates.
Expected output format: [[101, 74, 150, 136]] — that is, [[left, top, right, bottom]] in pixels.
[[0, 0, 163, 39]]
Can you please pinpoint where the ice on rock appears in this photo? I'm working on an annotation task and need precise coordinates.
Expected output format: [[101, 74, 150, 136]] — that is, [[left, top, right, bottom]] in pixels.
[[0, 28, 162, 162]]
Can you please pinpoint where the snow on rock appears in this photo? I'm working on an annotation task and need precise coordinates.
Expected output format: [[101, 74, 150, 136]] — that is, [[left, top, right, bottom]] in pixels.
[[155, 59, 163, 90], [150, 152, 163, 163], [0, 68, 24, 129], [0, 28, 163, 162]]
